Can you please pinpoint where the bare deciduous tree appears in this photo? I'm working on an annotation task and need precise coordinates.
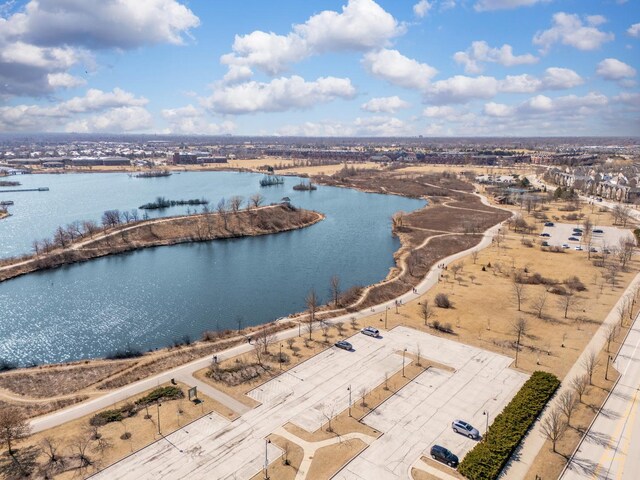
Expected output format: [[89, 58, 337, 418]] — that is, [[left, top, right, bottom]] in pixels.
[[571, 374, 589, 402], [540, 407, 568, 453], [255, 326, 276, 354], [582, 350, 599, 385], [216, 198, 228, 230], [0, 407, 30, 455], [420, 301, 434, 326], [531, 290, 548, 319], [558, 390, 579, 427], [249, 193, 264, 210], [512, 317, 529, 367], [229, 195, 244, 214], [557, 292, 579, 319], [305, 288, 318, 340], [605, 323, 619, 353], [511, 277, 527, 312], [471, 249, 479, 264], [329, 275, 341, 308]]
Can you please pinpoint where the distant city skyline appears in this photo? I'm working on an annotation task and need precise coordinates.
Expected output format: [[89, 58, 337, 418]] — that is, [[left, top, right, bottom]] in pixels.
[[0, 0, 638, 136]]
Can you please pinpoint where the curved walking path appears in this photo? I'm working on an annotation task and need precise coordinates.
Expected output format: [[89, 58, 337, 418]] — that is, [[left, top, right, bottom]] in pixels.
[[28, 190, 512, 435]]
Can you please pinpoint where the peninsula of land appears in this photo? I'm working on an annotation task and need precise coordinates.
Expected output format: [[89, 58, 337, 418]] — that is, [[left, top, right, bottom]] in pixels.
[[0, 203, 323, 284]]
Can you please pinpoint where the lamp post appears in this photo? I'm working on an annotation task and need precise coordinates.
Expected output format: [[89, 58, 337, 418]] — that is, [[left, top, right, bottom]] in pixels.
[[298, 321, 301, 337], [385, 306, 389, 329], [279, 344, 283, 370], [264, 439, 271, 479], [483, 410, 489, 441], [156, 402, 162, 435], [348, 385, 352, 417], [402, 348, 407, 377]]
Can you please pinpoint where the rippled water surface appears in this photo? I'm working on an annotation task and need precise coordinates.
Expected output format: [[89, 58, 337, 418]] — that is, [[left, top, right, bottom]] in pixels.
[[0, 172, 423, 365]]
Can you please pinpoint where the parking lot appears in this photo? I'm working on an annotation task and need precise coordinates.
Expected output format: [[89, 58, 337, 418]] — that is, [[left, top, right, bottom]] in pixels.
[[540, 222, 635, 252], [93, 327, 527, 480]]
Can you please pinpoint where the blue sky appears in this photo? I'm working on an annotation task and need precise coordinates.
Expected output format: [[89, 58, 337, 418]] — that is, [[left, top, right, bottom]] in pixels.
[[0, 0, 638, 136]]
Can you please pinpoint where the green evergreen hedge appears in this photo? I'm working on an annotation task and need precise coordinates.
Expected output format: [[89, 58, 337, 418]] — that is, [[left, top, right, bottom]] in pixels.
[[134, 386, 183, 406], [458, 371, 560, 480]]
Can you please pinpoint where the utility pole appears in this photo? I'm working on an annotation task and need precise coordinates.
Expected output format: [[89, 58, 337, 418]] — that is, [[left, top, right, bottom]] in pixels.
[[348, 385, 352, 417]]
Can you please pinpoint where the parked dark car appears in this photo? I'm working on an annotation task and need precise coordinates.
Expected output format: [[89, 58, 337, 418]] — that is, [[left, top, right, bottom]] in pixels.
[[593, 229, 604, 234], [430, 445, 459, 468], [544, 222, 555, 227], [568, 236, 579, 241], [540, 233, 551, 237]]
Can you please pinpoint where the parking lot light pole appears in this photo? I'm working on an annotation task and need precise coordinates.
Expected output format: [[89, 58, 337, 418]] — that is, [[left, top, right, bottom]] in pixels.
[[605, 355, 613, 380], [348, 385, 352, 417], [279, 344, 283, 370], [156, 402, 162, 435], [483, 410, 489, 441], [385, 306, 389, 329], [264, 439, 271, 479], [402, 348, 407, 377]]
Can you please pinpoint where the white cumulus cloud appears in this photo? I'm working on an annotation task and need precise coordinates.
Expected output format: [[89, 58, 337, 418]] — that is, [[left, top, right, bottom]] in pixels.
[[361, 96, 411, 113], [65, 106, 153, 133], [362, 49, 437, 90], [628, 23, 640, 38], [203, 76, 356, 114], [0, 88, 150, 132], [221, 0, 403, 76], [47, 72, 86, 89], [453, 41, 538, 74], [533, 12, 614, 53], [413, 1, 433, 17], [474, 0, 551, 11], [596, 58, 637, 81], [161, 105, 236, 135]]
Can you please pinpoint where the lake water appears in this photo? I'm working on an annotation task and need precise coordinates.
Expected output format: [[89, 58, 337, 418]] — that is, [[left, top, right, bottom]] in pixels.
[[0, 172, 423, 365]]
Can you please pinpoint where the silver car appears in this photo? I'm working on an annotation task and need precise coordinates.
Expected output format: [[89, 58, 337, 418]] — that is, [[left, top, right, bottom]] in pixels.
[[452, 419, 480, 439]]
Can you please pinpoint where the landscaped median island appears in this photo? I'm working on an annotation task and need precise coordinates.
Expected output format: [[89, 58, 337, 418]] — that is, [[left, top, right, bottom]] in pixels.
[[0, 202, 323, 283], [458, 371, 561, 480]]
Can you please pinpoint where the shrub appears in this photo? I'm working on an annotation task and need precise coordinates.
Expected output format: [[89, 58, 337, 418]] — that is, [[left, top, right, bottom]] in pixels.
[[434, 293, 452, 308], [458, 371, 560, 480], [135, 386, 183, 407], [549, 285, 567, 296], [564, 276, 586, 292], [105, 346, 143, 360], [90, 409, 124, 426]]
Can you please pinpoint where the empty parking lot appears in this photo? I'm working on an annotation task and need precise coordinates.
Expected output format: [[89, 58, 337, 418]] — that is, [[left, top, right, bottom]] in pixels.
[[93, 327, 527, 480]]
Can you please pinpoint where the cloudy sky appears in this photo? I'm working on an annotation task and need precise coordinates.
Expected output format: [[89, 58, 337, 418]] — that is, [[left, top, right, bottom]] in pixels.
[[0, 0, 638, 136]]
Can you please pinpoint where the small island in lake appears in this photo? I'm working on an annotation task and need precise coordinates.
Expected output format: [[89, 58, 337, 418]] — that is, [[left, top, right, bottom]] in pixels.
[[259, 175, 284, 187], [292, 180, 317, 191], [139, 196, 209, 210]]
